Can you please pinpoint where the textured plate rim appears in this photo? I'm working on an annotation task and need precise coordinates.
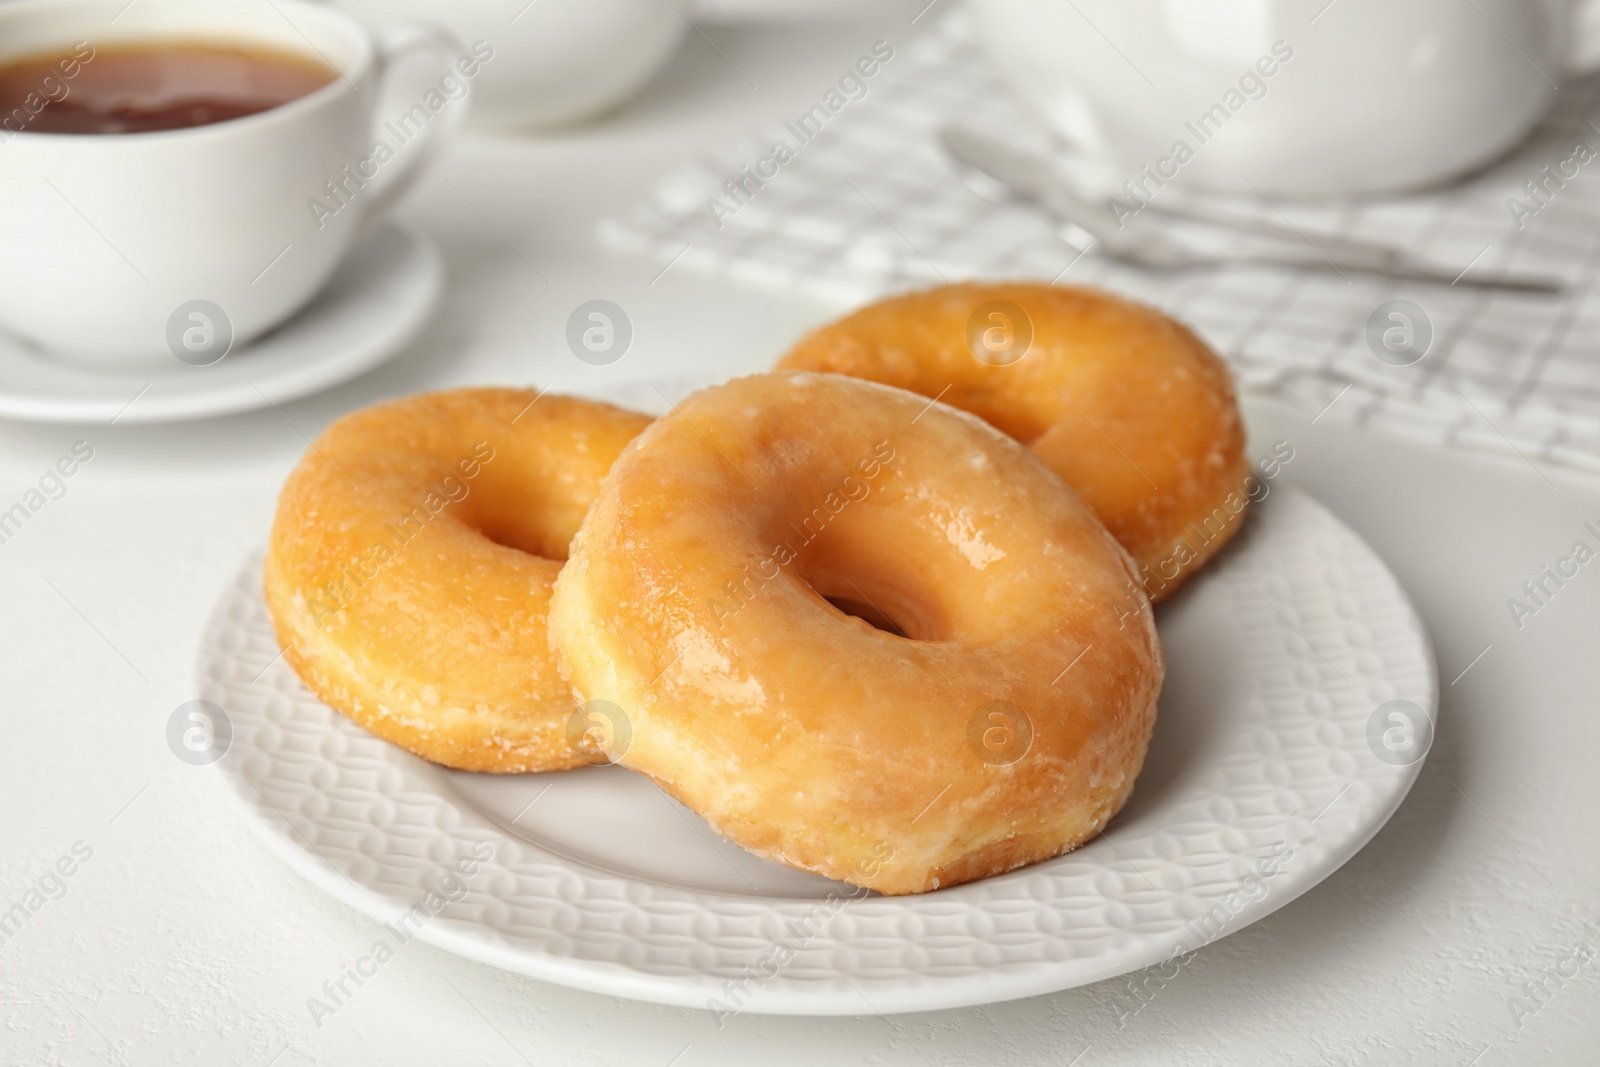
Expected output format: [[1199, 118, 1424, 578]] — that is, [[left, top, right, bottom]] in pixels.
[[198, 466, 1437, 1015]]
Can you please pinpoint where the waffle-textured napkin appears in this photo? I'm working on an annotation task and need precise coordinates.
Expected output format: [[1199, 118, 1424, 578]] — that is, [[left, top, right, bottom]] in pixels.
[[603, 16, 1600, 475]]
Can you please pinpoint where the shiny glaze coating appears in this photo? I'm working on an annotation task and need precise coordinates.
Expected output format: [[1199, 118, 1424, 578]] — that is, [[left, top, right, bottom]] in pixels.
[[779, 283, 1251, 600], [265, 388, 651, 772], [549, 372, 1164, 894]]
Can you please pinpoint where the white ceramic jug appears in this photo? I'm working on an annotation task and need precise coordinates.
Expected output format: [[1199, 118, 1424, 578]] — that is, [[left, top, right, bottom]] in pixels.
[[972, 0, 1600, 196]]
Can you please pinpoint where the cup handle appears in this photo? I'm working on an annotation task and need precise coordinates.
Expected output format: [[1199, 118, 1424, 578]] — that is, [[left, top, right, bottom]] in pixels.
[[1568, 0, 1600, 73], [355, 23, 472, 234]]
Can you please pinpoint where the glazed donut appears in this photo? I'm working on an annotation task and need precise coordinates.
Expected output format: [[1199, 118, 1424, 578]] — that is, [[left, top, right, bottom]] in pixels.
[[778, 283, 1250, 600], [549, 372, 1164, 895], [265, 388, 651, 773]]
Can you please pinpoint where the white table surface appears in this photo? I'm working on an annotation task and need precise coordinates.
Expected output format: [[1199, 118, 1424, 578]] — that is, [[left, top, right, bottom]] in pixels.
[[3, 12, 1598, 1066]]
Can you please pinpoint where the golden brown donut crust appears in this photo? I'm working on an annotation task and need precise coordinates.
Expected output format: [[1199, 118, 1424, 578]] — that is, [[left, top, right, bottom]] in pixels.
[[264, 388, 651, 773], [549, 372, 1164, 894], [778, 283, 1251, 600]]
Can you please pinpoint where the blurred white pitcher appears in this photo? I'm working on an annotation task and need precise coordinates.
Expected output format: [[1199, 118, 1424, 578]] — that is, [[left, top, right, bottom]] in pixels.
[[972, 0, 1600, 196]]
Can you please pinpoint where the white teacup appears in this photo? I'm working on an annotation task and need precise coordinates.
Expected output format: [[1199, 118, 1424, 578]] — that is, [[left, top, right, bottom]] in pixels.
[[0, 0, 469, 365], [972, 0, 1600, 197], [330, 0, 686, 129]]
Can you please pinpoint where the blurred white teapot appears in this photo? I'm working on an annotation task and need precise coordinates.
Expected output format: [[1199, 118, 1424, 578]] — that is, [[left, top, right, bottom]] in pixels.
[[972, 0, 1600, 196], [331, 0, 686, 128]]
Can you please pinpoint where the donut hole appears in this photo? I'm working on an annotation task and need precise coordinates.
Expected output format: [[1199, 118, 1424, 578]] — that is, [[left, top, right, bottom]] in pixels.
[[473, 515, 567, 560], [820, 594, 908, 638], [796, 534, 951, 643], [456, 492, 584, 562], [805, 570, 934, 640]]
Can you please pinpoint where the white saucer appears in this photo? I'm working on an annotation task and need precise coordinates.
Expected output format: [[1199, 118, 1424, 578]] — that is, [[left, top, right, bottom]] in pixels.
[[195, 370, 1437, 1016], [0, 224, 440, 425]]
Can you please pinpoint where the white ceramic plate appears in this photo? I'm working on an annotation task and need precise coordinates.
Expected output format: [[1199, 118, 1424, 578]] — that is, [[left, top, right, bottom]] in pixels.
[[0, 224, 439, 425], [194, 393, 1436, 1014]]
